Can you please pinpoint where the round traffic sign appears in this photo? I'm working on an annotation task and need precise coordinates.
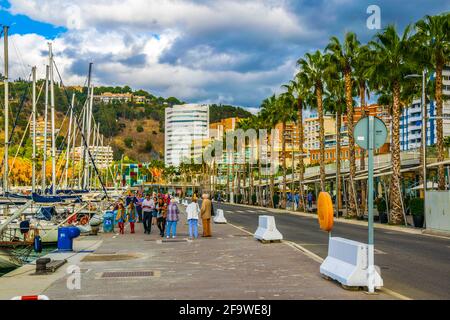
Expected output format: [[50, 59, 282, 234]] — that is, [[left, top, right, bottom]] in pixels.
[[353, 116, 388, 150]]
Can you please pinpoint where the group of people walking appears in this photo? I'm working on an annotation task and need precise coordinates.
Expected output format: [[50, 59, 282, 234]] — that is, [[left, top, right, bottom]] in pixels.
[[113, 191, 214, 240]]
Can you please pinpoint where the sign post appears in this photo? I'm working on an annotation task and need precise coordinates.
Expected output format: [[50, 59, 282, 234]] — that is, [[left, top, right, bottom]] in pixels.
[[354, 116, 387, 293]]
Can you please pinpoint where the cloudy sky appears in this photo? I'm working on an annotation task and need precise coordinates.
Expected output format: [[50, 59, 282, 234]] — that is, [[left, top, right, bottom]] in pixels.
[[0, 0, 448, 109]]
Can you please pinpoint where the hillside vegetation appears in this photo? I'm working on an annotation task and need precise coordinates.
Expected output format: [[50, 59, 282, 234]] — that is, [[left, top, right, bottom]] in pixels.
[[0, 81, 253, 163]]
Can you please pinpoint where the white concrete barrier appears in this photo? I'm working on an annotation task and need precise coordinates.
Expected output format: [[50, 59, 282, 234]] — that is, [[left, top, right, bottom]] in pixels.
[[320, 237, 383, 289], [213, 209, 227, 224], [254, 216, 283, 241]]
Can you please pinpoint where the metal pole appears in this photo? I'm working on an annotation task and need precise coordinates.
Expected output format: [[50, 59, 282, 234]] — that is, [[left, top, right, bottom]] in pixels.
[[42, 65, 49, 192], [3, 26, 9, 194], [422, 69, 427, 227], [368, 116, 375, 293], [64, 94, 75, 188], [335, 113, 339, 218], [32, 66, 37, 193], [49, 43, 56, 195]]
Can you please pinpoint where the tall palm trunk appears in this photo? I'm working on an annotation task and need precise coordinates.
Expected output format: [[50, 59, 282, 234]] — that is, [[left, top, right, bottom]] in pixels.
[[336, 109, 342, 210], [390, 80, 404, 224], [297, 98, 306, 211], [258, 137, 263, 206], [436, 61, 445, 190], [345, 71, 357, 217], [359, 83, 367, 217], [282, 121, 287, 208], [269, 134, 275, 207], [317, 84, 326, 191]]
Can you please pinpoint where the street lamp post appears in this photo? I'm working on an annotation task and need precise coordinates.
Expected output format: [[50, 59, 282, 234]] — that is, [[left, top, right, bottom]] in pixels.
[[405, 70, 427, 204]]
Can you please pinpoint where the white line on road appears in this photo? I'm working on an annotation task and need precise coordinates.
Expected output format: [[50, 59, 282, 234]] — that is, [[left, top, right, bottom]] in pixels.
[[226, 221, 410, 300]]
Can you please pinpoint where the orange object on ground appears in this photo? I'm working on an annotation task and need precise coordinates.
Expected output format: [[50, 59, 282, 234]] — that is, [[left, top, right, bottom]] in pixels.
[[80, 215, 89, 225], [317, 192, 334, 232]]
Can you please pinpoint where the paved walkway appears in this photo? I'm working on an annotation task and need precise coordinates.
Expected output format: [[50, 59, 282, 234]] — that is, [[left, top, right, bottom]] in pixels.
[[2, 204, 394, 300], [41, 204, 393, 300]]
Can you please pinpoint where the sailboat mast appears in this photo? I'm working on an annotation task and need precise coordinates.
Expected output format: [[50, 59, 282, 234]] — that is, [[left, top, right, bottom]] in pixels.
[[84, 84, 93, 190], [3, 26, 9, 194], [42, 65, 49, 192], [82, 63, 93, 190], [32, 66, 37, 193], [71, 114, 77, 188], [79, 105, 85, 189], [49, 43, 56, 195], [64, 93, 75, 188]]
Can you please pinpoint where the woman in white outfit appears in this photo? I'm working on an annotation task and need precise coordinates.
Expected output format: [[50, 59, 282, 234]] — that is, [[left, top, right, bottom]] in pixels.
[[186, 196, 200, 239]]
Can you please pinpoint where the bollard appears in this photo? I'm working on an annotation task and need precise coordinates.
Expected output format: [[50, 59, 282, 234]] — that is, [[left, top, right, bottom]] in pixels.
[[35, 258, 51, 275]]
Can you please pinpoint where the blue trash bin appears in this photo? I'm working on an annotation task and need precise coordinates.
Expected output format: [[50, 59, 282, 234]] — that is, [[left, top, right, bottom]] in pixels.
[[103, 211, 115, 233], [57, 226, 81, 251]]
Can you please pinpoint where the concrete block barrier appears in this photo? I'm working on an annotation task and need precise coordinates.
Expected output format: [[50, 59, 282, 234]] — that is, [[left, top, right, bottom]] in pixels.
[[254, 215, 283, 241], [320, 237, 383, 289]]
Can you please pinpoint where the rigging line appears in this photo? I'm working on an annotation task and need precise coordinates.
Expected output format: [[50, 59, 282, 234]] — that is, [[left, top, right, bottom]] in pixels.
[[57, 119, 80, 189], [9, 113, 32, 175], [10, 36, 29, 82], [52, 60, 109, 200], [0, 72, 32, 174]]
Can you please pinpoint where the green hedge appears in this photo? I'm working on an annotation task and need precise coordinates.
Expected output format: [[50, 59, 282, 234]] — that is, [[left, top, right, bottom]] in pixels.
[[409, 198, 424, 216]]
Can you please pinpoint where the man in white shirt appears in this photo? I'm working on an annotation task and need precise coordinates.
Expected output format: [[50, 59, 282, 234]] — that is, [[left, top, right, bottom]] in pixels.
[[142, 194, 155, 234]]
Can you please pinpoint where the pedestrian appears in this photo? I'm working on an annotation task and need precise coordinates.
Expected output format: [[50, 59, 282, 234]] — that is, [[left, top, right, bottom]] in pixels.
[[135, 192, 143, 223], [125, 190, 134, 207], [186, 196, 200, 239], [152, 196, 159, 226], [142, 194, 154, 234], [307, 192, 313, 210], [166, 199, 180, 238], [294, 192, 300, 210], [157, 197, 167, 237], [200, 194, 212, 237], [127, 201, 137, 234], [116, 202, 126, 235]]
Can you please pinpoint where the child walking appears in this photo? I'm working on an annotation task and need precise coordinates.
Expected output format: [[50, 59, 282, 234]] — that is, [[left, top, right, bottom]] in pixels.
[[116, 202, 126, 234], [127, 202, 137, 234]]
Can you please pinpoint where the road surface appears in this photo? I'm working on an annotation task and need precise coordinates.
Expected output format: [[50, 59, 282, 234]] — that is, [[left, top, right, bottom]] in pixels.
[[210, 201, 450, 300]]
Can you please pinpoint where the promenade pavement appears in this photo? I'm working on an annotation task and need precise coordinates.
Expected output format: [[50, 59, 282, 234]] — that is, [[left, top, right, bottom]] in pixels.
[[12, 204, 394, 300]]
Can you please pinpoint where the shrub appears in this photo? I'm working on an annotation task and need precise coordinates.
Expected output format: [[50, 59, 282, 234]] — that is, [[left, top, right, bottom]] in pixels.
[[144, 140, 153, 152], [375, 197, 387, 214], [409, 198, 424, 216], [136, 125, 144, 133], [124, 137, 133, 148]]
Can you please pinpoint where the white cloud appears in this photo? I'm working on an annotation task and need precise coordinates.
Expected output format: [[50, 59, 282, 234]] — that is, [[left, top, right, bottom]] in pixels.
[[4, 0, 311, 106]]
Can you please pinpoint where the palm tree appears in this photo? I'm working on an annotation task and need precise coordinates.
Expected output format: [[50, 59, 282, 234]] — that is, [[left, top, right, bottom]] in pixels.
[[298, 50, 328, 192], [260, 95, 280, 207], [368, 24, 414, 225], [415, 13, 450, 190], [323, 74, 347, 212], [253, 113, 270, 206], [237, 117, 254, 204], [353, 44, 372, 216], [277, 91, 297, 209], [326, 32, 360, 218], [283, 77, 310, 212]]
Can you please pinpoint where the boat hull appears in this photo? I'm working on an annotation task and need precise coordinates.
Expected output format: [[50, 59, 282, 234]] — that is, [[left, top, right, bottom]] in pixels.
[[0, 248, 21, 269]]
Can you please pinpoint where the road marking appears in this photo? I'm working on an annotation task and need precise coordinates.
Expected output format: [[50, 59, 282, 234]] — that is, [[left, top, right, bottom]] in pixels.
[[283, 241, 324, 264], [374, 249, 387, 255], [378, 288, 412, 300], [226, 218, 411, 300]]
